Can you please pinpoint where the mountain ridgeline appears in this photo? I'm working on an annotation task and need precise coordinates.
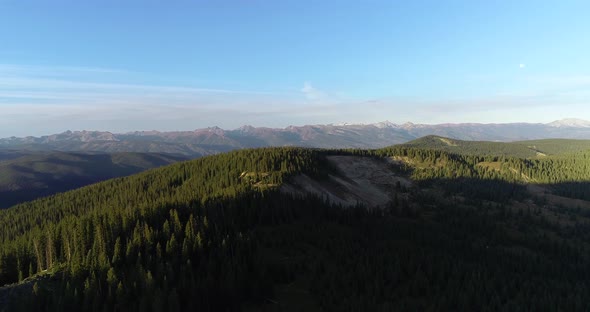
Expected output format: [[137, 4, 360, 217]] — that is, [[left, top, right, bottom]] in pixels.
[[3, 135, 590, 210], [2, 140, 590, 311], [3, 118, 590, 156]]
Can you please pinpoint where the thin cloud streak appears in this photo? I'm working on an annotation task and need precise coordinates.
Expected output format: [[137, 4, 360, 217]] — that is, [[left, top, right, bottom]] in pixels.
[[0, 64, 290, 109], [0, 77, 276, 95], [0, 64, 129, 76], [1, 64, 589, 136]]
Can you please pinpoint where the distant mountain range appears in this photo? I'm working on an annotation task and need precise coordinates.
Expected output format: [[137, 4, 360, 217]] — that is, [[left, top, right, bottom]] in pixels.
[[2, 118, 590, 156]]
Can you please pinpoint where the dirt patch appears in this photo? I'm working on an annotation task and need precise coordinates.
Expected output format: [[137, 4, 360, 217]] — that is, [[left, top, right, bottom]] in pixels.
[[439, 137, 458, 146], [282, 156, 411, 208]]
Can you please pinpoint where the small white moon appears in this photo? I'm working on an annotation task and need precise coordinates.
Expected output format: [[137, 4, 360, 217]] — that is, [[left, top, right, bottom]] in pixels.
[[519, 63, 525, 68]]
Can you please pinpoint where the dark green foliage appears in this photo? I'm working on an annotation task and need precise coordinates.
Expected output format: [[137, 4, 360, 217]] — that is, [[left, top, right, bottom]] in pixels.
[[374, 145, 590, 202], [512, 139, 590, 156], [1, 146, 590, 311], [402, 135, 541, 157], [0, 148, 328, 310], [404, 135, 590, 157]]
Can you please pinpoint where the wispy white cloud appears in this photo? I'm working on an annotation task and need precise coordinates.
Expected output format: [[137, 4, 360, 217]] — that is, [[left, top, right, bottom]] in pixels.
[[0, 77, 274, 96], [0, 64, 309, 136], [300, 81, 337, 105], [0, 64, 290, 111], [0, 64, 128, 76], [1, 64, 590, 137], [301, 81, 321, 100]]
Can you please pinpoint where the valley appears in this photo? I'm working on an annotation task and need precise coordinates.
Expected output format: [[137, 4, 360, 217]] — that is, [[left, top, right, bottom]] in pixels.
[[0, 151, 188, 208]]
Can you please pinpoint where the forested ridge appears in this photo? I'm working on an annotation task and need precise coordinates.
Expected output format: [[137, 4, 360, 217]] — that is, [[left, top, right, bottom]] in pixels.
[[403, 135, 590, 158], [2, 145, 590, 311]]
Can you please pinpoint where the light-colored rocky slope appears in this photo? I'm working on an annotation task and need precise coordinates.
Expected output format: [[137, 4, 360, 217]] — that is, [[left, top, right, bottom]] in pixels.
[[282, 156, 411, 207]]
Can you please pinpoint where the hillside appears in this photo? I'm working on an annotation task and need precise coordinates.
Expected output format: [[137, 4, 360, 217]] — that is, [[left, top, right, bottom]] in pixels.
[[1, 146, 590, 310], [511, 138, 590, 155], [403, 135, 590, 158], [0, 151, 188, 208], [6, 134, 588, 210], [402, 135, 539, 158]]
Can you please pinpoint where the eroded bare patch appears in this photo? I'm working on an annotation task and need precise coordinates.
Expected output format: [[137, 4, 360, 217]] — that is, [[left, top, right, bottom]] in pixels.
[[282, 156, 411, 208]]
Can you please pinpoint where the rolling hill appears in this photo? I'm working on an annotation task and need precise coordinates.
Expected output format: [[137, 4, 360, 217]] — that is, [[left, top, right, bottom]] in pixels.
[[403, 135, 590, 158], [0, 151, 188, 209], [6, 134, 589, 210], [1, 145, 590, 310]]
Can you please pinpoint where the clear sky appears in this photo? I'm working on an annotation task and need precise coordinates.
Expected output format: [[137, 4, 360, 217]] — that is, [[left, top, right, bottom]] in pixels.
[[1, 0, 589, 136]]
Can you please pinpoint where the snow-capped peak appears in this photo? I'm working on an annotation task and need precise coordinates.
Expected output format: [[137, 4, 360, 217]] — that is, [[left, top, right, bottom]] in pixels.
[[547, 118, 590, 128]]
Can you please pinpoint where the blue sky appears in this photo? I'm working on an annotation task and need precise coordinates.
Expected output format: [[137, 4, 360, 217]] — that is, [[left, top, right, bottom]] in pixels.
[[1, 0, 589, 136]]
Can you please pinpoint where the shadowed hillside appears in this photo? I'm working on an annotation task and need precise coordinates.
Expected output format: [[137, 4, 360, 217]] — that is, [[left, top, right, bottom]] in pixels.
[[0, 152, 188, 208]]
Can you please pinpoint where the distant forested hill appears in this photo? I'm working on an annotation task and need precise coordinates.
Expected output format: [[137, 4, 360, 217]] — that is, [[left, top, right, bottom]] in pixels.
[[403, 135, 590, 158], [0, 151, 188, 208], [2, 145, 590, 310]]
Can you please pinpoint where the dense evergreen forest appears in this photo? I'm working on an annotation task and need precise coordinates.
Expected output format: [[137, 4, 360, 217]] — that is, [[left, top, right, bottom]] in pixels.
[[403, 135, 590, 158], [2, 144, 590, 311]]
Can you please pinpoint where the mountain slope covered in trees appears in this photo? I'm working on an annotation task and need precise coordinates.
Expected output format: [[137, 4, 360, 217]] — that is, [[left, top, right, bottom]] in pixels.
[[1, 145, 590, 310], [403, 135, 590, 157]]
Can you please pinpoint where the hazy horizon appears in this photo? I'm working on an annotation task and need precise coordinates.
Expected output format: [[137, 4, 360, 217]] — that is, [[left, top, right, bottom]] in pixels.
[[2, 117, 589, 139]]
